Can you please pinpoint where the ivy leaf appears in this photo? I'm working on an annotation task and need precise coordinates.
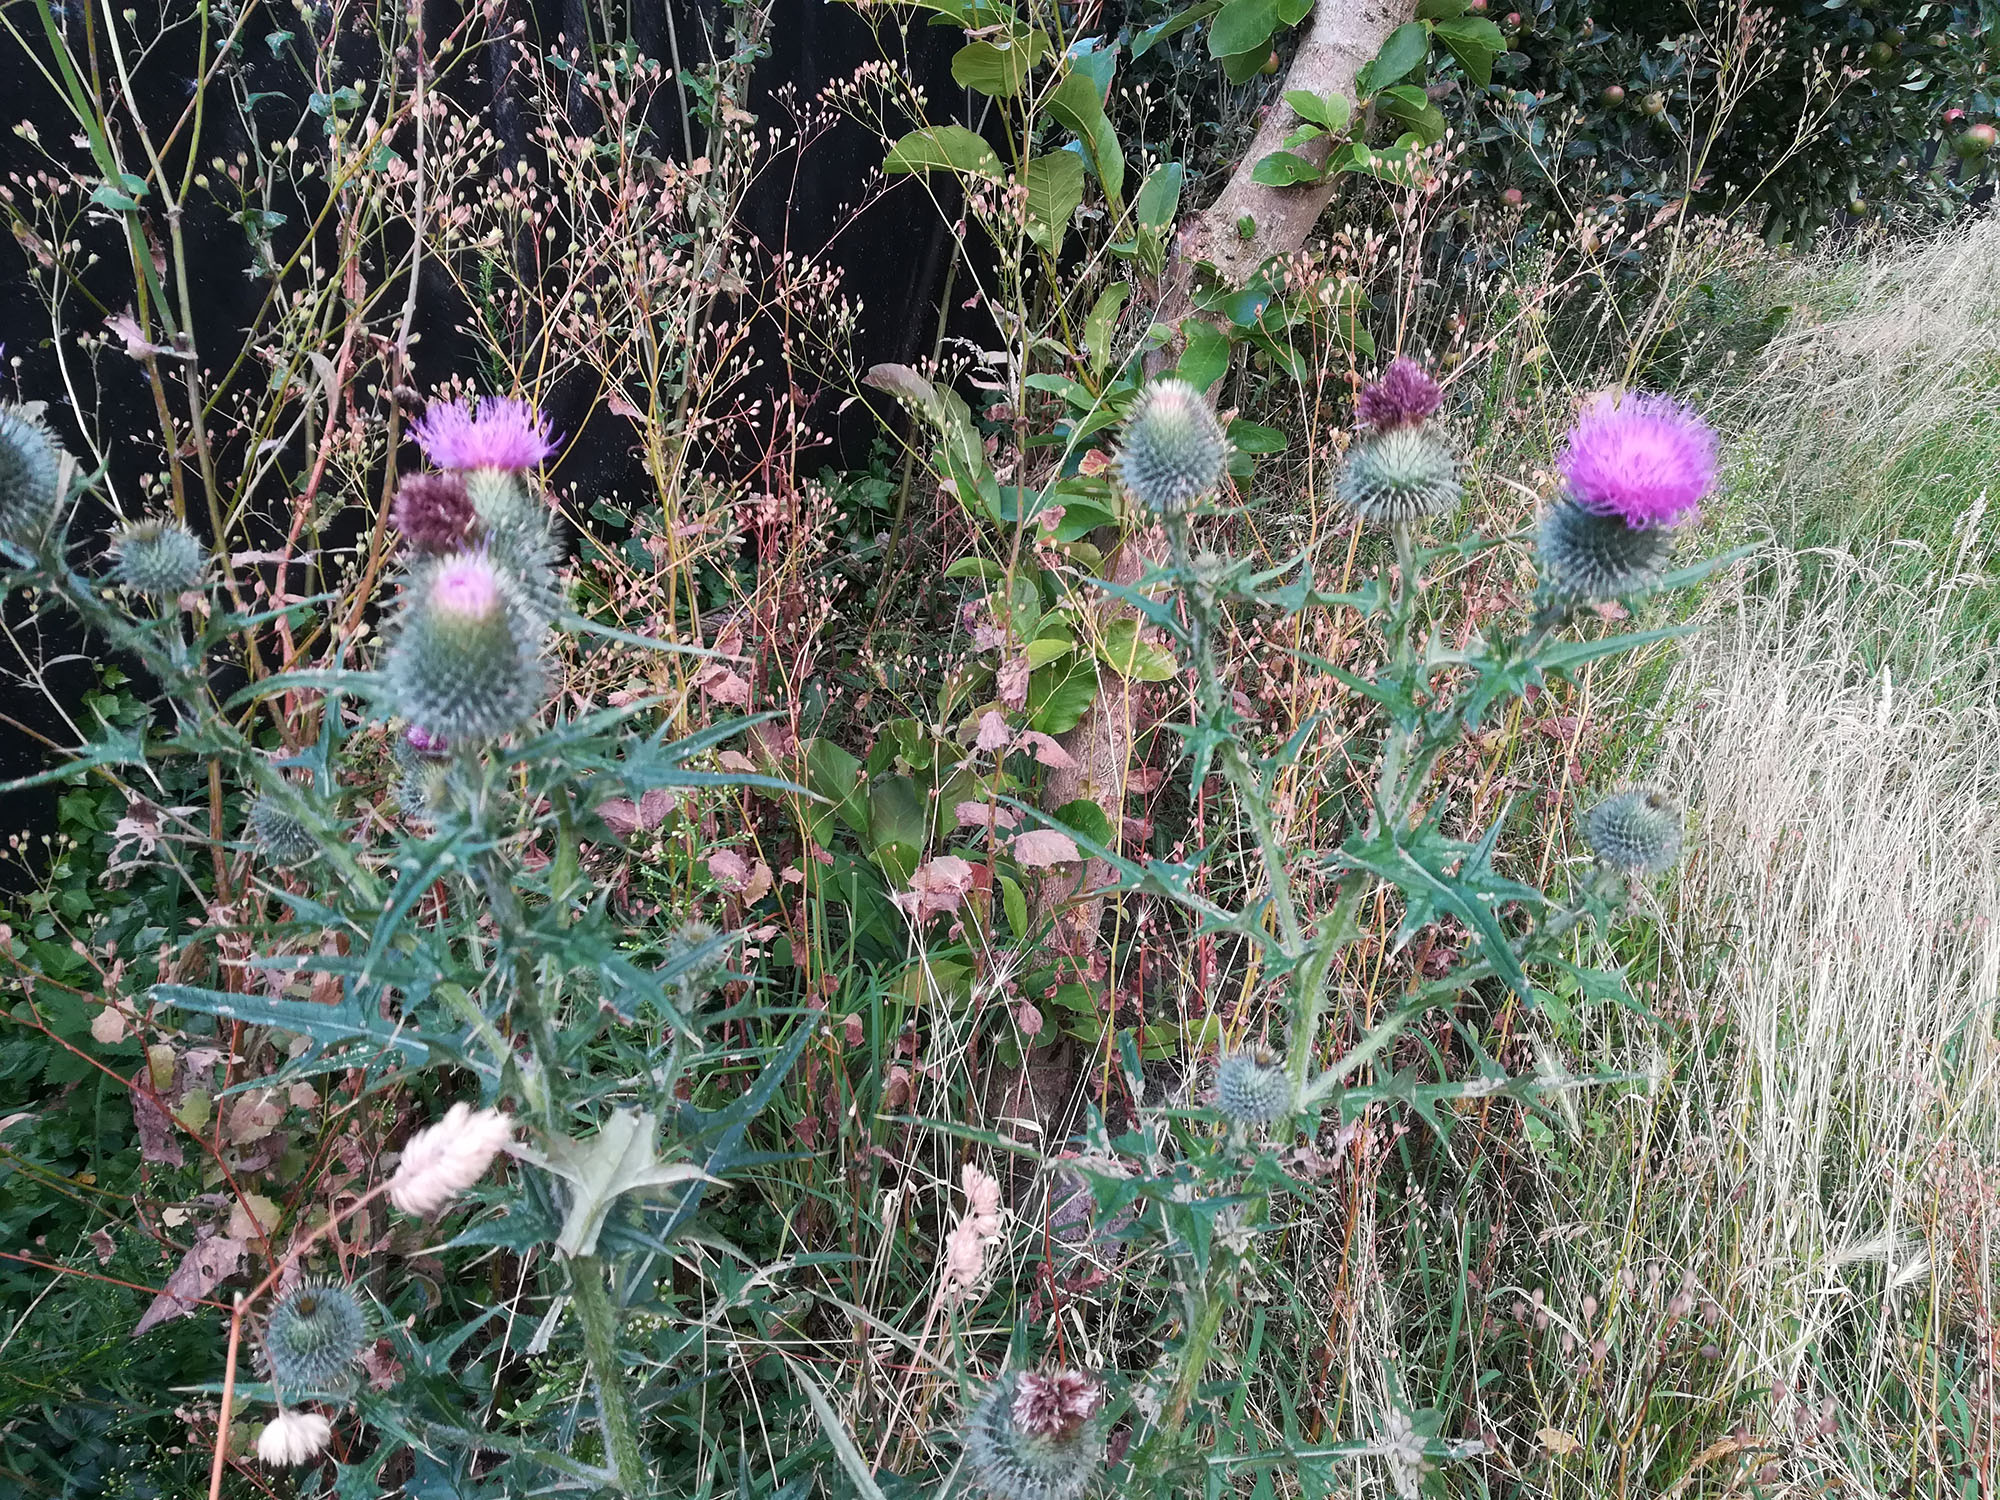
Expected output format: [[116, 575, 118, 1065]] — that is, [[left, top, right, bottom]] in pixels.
[[517, 1109, 720, 1259]]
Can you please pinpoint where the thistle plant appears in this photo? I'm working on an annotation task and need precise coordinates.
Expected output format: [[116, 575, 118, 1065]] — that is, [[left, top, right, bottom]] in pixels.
[[106, 518, 206, 597], [0, 404, 67, 547], [261, 1281, 370, 1399], [963, 1369, 1106, 1500], [1023, 359, 1733, 1485]]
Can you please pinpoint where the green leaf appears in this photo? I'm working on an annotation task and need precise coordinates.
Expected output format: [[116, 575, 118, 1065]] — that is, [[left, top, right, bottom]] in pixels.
[[1022, 150, 1086, 252], [1085, 281, 1131, 378], [999, 873, 1030, 937], [1362, 21, 1431, 91], [1175, 318, 1232, 391], [1432, 15, 1504, 85], [951, 35, 1048, 97], [882, 125, 1003, 179], [1134, 161, 1185, 229], [1052, 797, 1114, 846], [152, 984, 435, 1065], [786, 1356, 891, 1500], [1029, 656, 1098, 734], [1098, 618, 1179, 681], [1283, 89, 1352, 132], [1415, 0, 1469, 16], [1208, 0, 1278, 59], [1047, 71, 1125, 209], [516, 1109, 719, 1259], [945, 556, 1005, 581], [1251, 149, 1325, 186], [1226, 418, 1288, 454], [1024, 636, 1074, 667], [1377, 86, 1447, 144], [1221, 46, 1274, 84], [1133, 0, 1222, 56]]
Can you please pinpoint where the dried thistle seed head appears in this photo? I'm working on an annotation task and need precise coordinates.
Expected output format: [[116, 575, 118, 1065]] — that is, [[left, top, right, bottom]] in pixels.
[[391, 473, 476, 554], [383, 551, 547, 744], [1215, 1047, 1292, 1127], [255, 1409, 332, 1468], [248, 796, 320, 866], [1583, 787, 1684, 876], [1536, 497, 1676, 601], [262, 1281, 369, 1398], [963, 1369, 1106, 1500], [1117, 378, 1230, 515], [1336, 425, 1461, 525], [0, 404, 68, 548], [107, 518, 206, 596]]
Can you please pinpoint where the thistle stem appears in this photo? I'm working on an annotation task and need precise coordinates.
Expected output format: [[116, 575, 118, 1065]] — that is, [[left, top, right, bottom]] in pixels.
[[568, 1255, 648, 1495]]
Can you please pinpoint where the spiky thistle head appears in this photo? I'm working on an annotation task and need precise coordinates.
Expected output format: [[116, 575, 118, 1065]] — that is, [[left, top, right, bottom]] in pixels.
[[1582, 787, 1683, 876], [1536, 497, 1676, 602], [383, 551, 547, 744], [1215, 1047, 1292, 1127], [1558, 391, 1717, 529], [391, 473, 476, 554], [0, 404, 69, 549], [1117, 378, 1230, 515], [1336, 424, 1461, 526], [963, 1369, 1106, 1500], [464, 469, 564, 627], [249, 796, 320, 866], [412, 395, 556, 474], [262, 1280, 369, 1399], [391, 727, 450, 822], [107, 518, 206, 596], [1356, 357, 1444, 430]]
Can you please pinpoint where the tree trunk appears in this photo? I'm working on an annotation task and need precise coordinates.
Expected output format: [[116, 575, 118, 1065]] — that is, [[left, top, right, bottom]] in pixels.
[[1040, 0, 1417, 953]]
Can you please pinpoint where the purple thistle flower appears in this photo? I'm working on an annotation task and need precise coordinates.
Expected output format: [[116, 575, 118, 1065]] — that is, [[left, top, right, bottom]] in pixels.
[[1356, 357, 1444, 430], [1559, 392, 1718, 529], [403, 724, 450, 757], [412, 396, 557, 473], [391, 473, 476, 553]]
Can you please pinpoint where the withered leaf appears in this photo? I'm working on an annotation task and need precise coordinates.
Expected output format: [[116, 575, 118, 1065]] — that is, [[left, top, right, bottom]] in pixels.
[[132, 1232, 243, 1337]]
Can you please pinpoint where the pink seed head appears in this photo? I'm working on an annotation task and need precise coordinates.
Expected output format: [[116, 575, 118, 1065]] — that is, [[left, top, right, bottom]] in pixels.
[[1559, 391, 1718, 529], [1010, 1369, 1103, 1439], [412, 395, 557, 473], [430, 555, 502, 619], [1356, 357, 1444, 429]]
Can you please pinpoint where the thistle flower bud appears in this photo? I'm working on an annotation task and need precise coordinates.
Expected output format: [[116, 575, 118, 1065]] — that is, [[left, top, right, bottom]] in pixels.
[[107, 518, 206, 596], [391, 726, 450, 821], [0, 404, 68, 548], [464, 470, 564, 627], [1215, 1047, 1292, 1127], [249, 796, 320, 866], [1356, 357, 1444, 430], [1336, 425, 1461, 525], [262, 1281, 369, 1398], [389, 1102, 515, 1216], [391, 473, 476, 554], [964, 1369, 1106, 1500], [1583, 787, 1683, 876], [1117, 378, 1230, 515], [255, 1409, 332, 1467], [383, 552, 547, 743], [1536, 497, 1675, 601]]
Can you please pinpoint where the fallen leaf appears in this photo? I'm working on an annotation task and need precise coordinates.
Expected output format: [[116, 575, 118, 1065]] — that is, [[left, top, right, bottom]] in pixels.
[[1539, 1427, 1582, 1457], [225, 1089, 283, 1146], [132, 1233, 243, 1337], [996, 656, 1030, 709], [974, 711, 1012, 752], [131, 1078, 184, 1167], [1015, 731, 1076, 770], [892, 856, 979, 920], [90, 1228, 115, 1264], [91, 1003, 130, 1045], [598, 788, 678, 835], [954, 800, 1020, 831], [707, 849, 752, 891], [1011, 830, 1081, 867], [695, 662, 752, 707], [227, 1192, 280, 1242]]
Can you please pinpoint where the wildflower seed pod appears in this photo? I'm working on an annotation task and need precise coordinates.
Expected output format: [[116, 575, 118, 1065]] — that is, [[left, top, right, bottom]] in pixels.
[[0, 404, 68, 549], [262, 1281, 369, 1398], [1215, 1048, 1292, 1127], [107, 518, 206, 596], [1536, 497, 1675, 601], [465, 469, 564, 628], [1336, 424, 1461, 525], [963, 1369, 1105, 1500], [1117, 378, 1230, 515], [1583, 787, 1683, 876], [249, 796, 321, 867], [383, 551, 547, 743], [256, 1409, 332, 1468]]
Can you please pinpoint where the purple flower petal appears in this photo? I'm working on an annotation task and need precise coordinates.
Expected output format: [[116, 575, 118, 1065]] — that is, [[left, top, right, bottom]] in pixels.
[[412, 396, 557, 472], [1559, 391, 1717, 529]]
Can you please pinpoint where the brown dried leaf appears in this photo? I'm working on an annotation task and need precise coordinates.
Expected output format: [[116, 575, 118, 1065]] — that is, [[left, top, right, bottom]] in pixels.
[[131, 1233, 243, 1337]]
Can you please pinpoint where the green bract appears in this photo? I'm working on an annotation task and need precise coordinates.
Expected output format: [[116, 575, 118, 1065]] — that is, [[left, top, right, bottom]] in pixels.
[[1336, 424, 1461, 525]]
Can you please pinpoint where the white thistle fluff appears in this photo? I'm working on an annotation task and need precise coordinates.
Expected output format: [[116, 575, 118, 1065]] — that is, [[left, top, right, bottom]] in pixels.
[[256, 1409, 332, 1467], [388, 1103, 515, 1216]]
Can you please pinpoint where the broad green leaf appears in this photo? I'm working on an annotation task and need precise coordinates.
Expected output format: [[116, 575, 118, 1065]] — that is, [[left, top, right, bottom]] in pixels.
[[1134, 161, 1185, 229], [951, 35, 1048, 97], [1226, 418, 1288, 454], [882, 125, 1003, 179], [516, 1109, 719, 1259], [1362, 21, 1431, 91], [1085, 281, 1131, 378], [1208, 0, 1278, 59], [945, 556, 1005, 581], [1284, 88, 1352, 132], [1377, 86, 1448, 144], [1098, 618, 1179, 681], [999, 874, 1030, 937], [1052, 798, 1113, 846], [1047, 71, 1125, 209], [1022, 150, 1086, 252], [1433, 15, 1504, 85], [1221, 45, 1273, 84], [1176, 318, 1232, 391], [1415, 0, 1469, 16], [1251, 149, 1324, 186], [1029, 655, 1098, 734], [1133, 0, 1222, 56], [1024, 636, 1074, 667]]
